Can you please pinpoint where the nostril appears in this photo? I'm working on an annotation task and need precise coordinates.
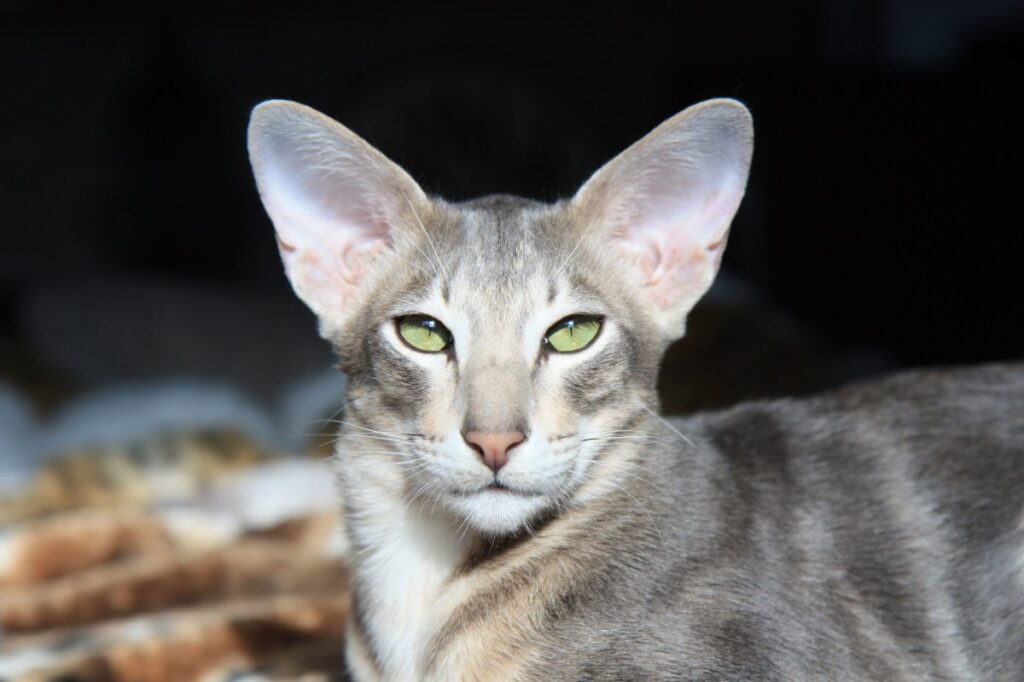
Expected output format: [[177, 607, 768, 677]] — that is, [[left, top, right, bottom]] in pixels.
[[463, 437, 484, 457], [507, 433, 525, 452]]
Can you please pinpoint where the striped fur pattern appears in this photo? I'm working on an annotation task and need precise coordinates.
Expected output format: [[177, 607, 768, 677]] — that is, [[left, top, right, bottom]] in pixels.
[[248, 99, 1024, 680]]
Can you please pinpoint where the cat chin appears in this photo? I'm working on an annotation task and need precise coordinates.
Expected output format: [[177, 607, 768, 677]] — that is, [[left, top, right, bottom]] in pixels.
[[448, 488, 551, 536]]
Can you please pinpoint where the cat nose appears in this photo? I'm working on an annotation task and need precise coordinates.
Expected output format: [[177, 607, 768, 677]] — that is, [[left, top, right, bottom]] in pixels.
[[462, 430, 526, 473]]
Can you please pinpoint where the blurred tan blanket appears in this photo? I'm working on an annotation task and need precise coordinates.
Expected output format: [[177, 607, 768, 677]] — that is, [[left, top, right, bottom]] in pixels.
[[0, 431, 350, 682]]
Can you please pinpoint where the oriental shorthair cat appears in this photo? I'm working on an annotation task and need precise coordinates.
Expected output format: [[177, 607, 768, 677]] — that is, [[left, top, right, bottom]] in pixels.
[[248, 98, 1024, 681]]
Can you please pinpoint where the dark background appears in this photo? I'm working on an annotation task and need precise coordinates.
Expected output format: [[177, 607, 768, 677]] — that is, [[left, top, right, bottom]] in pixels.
[[1, 0, 1022, 415]]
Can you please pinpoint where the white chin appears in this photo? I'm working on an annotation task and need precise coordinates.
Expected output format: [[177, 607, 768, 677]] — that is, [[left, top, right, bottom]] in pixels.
[[449, 489, 550, 536]]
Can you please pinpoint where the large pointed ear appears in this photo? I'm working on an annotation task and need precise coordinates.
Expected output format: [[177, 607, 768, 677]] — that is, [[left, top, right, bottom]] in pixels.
[[247, 100, 429, 334], [571, 98, 753, 339]]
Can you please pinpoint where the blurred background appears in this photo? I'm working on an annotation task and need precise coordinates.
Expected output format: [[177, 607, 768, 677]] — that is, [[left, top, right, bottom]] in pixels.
[[0, 1, 1022, 680]]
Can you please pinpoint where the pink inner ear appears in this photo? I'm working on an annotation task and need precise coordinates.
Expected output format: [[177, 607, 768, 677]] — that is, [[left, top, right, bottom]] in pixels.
[[338, 236, 389, 286], [283, 242, 378, 313], [631, 240, 662, 282], [637, 230, 718, 310], [272, 198, 392, 313], [619, 179, 737, 312]]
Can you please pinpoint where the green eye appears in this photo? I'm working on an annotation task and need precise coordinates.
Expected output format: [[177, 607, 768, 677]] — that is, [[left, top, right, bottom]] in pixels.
[[397, 315, 453, 352], [544, 315, 602, 353]]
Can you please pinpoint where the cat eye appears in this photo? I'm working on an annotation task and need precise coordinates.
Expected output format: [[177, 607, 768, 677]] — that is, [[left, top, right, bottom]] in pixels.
[[396, 315, 453, 353], [543, 315, 602, 353]]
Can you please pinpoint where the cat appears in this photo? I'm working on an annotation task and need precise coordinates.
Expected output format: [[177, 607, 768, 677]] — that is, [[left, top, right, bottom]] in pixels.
[[247, 98, 1024, 681]]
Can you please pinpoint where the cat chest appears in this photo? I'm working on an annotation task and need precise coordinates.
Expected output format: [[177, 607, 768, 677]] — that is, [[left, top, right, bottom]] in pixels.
[[350, 559, 541, 681]]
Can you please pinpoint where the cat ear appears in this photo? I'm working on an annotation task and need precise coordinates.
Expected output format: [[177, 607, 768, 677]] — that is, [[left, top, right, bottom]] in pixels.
[[571, 98, 753, 338], [247, 100, 429, 332]]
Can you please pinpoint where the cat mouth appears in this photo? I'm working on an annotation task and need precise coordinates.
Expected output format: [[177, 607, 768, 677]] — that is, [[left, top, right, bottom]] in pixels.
[[454, 483, 542, 497]]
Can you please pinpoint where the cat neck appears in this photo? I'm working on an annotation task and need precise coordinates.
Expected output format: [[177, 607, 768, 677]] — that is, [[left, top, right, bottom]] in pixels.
[[341, 459, 473, 680]]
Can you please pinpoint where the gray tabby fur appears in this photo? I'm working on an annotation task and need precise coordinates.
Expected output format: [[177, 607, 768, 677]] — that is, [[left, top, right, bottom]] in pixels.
[[247, 98, 1024, 681], [528, 364, 1024, 680]]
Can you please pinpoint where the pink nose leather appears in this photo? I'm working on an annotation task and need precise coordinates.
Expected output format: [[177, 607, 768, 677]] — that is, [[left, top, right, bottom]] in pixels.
[[463, 430, 525, 473]]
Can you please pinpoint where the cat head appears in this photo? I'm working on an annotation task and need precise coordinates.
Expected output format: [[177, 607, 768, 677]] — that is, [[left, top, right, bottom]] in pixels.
[[248, 99, 752, 536]]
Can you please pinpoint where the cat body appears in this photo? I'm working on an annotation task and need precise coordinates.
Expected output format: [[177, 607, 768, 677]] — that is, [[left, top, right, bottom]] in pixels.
[[247, 99, 1024, 680], [341, 361, 1024, 682]]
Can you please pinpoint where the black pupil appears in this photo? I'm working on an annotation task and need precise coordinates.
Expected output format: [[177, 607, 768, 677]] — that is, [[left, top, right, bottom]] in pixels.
[[420, 317, 448, 345], [545, 318, 578, 345]]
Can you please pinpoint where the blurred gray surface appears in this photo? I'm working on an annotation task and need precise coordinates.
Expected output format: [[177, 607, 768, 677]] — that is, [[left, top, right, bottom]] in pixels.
[[23, 276, 335, 403]]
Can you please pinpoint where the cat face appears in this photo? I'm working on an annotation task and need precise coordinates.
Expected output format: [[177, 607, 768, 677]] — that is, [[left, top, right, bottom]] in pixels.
[[334, 197, 668, 534], [248, 100, 752, 535]]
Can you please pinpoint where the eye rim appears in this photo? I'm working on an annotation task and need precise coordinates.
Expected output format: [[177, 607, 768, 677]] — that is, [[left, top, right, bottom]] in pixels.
[[542, 314, 604, 354], [395, 314, 454, 353]]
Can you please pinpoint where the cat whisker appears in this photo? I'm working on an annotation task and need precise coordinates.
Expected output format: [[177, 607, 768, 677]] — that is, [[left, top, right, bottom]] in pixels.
[[571, 467, 665, 551], [346, 433, 417, 445], [326, 434, 417, 452], [639, 404, 697, 450], [384, 224, 444, 282], [580, 435, 674, 445], [378, 198, 451, 286], [404, 192, 453, 284], [553, 228, 589, 282], [317, 419, 419, 440], [590, 428, 675, 437], [349, 202, 440, 282]]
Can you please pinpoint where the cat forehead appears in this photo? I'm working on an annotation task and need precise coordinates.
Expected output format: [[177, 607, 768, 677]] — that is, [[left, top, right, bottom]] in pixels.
[[449, 195, 564, 259], [438, 196, 584, 294], [382, 196, 598, 333]]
